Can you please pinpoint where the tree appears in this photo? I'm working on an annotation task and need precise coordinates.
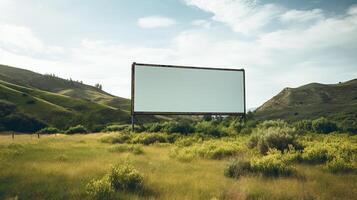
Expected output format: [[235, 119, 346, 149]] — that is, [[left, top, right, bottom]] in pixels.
[[95, 83, 102, 90]]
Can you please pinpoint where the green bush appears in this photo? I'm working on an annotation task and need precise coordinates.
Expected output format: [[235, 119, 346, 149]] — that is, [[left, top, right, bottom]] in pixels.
[[326, 156, 357, 173], [257, 120, 289, 129], [103, 124, 129, 132], [108, 144, 143, 155], [174, 136, 203, 147], [248, 125, 299, 154], [312, 117, 338, 133], [108, 163, 144, 191], [251, 149, 295, 177], [130, 133, 168, 145], [169, 147, 196, 162], [162, 121, 195, 134], [228, 120, 244, 134], [65, 125, 88, 134], [338, 119, 357, 134], [300, 135, 356, 167], [100, 133, 131, 144], [37, 127, 60, 134], [293, 120, 313, 132], [224, 158, 252, 179], [195, 121, 227, 137], [301, 144, 330, 164], [86, 177, 113, 200], [145, 122, 165, 132], [170, 139, 242, 160]]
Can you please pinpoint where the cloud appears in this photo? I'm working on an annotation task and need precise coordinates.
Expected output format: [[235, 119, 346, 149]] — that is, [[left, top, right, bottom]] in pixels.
[[191, 19, 212, 28], [185, 0, 283, 35], [137, 16, 176, 28], [280, 9, 324, 23], [0, 24, 44, 52]]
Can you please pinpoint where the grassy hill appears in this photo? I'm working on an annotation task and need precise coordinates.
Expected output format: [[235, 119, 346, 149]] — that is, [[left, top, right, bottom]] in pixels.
[[0, 64, 131, 111], [0, 64, 135, 132], [254, 79, 357, 122]]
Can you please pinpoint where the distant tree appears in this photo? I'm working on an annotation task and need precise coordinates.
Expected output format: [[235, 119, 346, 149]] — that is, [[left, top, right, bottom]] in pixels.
[[95, 83, 102, 90]]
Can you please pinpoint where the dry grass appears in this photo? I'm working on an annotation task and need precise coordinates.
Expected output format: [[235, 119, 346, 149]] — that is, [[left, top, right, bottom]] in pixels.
[[0, 133, 356, 200]]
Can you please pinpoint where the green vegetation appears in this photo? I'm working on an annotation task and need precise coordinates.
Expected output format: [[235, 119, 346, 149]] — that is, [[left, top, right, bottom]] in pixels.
[[108, 162, 144, 191], [108, 144, 144, 155], [37, 127, 60, 134], [65, 125, 88, 134], [86, 177, 114, 200], [311, 117, 338, 133], [0, 129, 356, 200], [248, 120, 300, 154]]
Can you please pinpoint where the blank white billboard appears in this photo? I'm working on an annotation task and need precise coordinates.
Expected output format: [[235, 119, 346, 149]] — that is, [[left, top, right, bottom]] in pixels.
[[132, 63, 245, 114]]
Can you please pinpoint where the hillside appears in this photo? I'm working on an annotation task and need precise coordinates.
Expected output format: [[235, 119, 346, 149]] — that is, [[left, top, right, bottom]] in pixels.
[[254, 79, 357, 122], [0, 64, 136, 132], [0, 64, 131, 111]]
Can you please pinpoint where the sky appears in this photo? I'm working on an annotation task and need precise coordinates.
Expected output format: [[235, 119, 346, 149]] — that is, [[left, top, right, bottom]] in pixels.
[[0, 0, 356, 108]]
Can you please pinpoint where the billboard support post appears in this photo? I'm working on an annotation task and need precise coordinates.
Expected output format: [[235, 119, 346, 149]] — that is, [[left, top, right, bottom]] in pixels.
[[131, 62, 135, 132]]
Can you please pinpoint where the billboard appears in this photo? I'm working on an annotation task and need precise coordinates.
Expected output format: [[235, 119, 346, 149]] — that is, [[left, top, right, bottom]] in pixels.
[[131, 63, 245, 115]]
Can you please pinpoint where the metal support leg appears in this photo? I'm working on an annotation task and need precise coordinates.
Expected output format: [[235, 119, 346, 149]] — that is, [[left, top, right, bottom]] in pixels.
[[131, 114, 135, 133]]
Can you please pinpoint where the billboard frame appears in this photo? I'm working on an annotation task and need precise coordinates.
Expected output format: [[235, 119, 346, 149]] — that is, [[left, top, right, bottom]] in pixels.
[[131, 62, 246, 129]]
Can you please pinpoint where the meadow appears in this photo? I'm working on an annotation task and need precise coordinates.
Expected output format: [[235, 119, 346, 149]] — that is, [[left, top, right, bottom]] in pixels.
[[0, 124, 356, 200]]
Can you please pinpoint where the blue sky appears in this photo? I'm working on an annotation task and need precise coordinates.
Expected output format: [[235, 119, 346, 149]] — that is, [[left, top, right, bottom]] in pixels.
[[0, 0, 357, 108]]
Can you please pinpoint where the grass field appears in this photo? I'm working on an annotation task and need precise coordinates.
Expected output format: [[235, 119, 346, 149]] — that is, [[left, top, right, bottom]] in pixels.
[[0, 133, 356, 200]]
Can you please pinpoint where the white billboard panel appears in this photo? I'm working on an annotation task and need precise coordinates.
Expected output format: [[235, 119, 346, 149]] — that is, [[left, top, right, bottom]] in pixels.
[[132, 63, 245, 115]]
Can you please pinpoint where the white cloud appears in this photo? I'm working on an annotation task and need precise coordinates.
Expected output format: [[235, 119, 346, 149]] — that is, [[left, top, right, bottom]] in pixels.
[[185, 0, 283, 35], [137, 16, 176, 28], [280, 9, 324, 22], [0, 24, 44, 52], [191, 19, 212, 28]]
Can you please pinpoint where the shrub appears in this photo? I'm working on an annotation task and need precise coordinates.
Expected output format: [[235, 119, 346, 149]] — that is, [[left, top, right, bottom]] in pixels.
[[108, 163, 144, 191], [37, 127, 60, 134], [174, 136, 203, 147], [130, 133, 168, 145], [293, 120, 313, 132], [224, 158, 252, 179], [257, 120, 289, 129], [338, 119, 357, 134], [162, 121, 195, 134], [86, 177, 113, 200], [169, 147, 196, 162], [166, 133, 182, 143], [103, 124, 129, 132], [312, 117, 338, 133], [65, 125, 88, 134], [301, 144, 330, 164], [228, 120, 244, 134], [248, 126, 299, 154], [145, 122, 165, 132], [100, 133, 131, 144], [108, 144, 143, 155], [250, 149, 295, 177], [170, 140, 242, 160], [326, 156, 357, 173], [195, 121, 227, 137], [91, 124, 105, 133]]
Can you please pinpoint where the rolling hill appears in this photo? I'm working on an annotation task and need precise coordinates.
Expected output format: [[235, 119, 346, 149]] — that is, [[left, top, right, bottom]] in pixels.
[[0, 64, 133, 132], [254, 79, 357, 122], [0, 64, 131, 111]]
